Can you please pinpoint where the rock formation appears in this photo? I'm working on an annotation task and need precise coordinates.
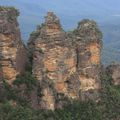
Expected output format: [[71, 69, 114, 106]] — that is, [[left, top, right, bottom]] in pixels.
[[0, 6, 103, 110], [106, 63, 120, 85], [73, 19, 102, 100], [29, 12, 102, 110], [0, 7, 27, 84], [29, 12, 80, 110]]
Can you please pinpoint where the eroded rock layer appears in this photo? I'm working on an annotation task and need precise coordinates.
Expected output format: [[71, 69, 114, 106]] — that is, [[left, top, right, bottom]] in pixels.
[[31, 12, 80, 110], [30, 12, 102, 110], [0, 7, 27, 84], [73, 19, 102, 100]]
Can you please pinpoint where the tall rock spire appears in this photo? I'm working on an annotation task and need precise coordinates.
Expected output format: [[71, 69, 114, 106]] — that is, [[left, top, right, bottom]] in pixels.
[[39, 12, 64, 40], [43, 12, 62, 36], [0, 7, 27, 84], [74, 19, 102, 100]]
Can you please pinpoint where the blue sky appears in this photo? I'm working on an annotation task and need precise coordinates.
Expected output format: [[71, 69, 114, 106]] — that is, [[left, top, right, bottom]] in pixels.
[[1, 0, 120, 41]]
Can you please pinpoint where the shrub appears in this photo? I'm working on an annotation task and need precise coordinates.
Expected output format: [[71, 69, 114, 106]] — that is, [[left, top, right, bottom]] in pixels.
[[0, 103, 34, 120], [2, 79, 18, 101], [101, 75, 120, 120], [13, 72, 37, 91]]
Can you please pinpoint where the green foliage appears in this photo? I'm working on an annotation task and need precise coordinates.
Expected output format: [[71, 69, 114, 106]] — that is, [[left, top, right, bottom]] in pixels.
[[58, 100, 103, 120], [0, 103, 34, 120], [0, 6, 19, 15], [39, 49, 44, 54], [3, 79, 18, 101], [26, 50, 33, 73], [101, 75, 113, 86], [0, 63, 2, 68], [13, 72, 37, 91], [30, 29, 40, 41], [0, 6, 14, 11], [0, 102, 13, 120], [0, 100, 103, 120], [25, 62, 33, 73], [0, 74, 120, 120], [2, 79, 29, 106], [74, 19, 103, 41], [1, 72, 37, 107], [101, 75, 120, 120]]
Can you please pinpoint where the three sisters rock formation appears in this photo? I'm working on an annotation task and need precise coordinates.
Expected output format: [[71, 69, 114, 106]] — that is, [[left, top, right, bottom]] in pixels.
[[0, 7, 119, 110]]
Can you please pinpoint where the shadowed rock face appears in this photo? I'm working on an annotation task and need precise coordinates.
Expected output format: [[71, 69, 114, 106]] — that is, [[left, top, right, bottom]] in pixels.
[[106, 64, 120, 85], [29, 13, 102, 110], [0, 7, 27, 84]]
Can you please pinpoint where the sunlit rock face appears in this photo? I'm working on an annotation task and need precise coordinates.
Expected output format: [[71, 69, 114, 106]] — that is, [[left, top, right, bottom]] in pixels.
[[30, 13, 102, 110], [106, 64, 120, 85], [73, 19, 102, 100], [31, 12, 80, 110], [0, 7, 27, 84]]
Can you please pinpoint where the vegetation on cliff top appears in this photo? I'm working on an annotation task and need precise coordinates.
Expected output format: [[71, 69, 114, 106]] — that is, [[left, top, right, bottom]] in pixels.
[[0, 6, 19, 16]]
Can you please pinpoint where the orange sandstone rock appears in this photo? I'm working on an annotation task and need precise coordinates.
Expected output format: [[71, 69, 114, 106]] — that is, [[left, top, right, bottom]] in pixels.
[[0, 7, 27, 84], [29, 14, 102, 109]]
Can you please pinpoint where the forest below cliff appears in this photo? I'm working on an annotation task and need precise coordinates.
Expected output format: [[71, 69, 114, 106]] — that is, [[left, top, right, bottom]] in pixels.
[[0, 74, 120, 120]]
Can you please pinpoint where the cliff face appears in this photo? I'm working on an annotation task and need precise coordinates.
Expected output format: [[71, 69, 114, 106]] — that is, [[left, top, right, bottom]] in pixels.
[[30, 12, 80, 110], [73, 19, 102, 100], [29, 12, 102, 110], [0, 7, 27, 84]]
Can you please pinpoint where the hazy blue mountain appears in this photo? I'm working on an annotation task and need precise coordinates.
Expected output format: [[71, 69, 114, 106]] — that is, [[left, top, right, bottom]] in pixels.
[[1, 0, 120, 64], [101, 24, 120, 64]]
